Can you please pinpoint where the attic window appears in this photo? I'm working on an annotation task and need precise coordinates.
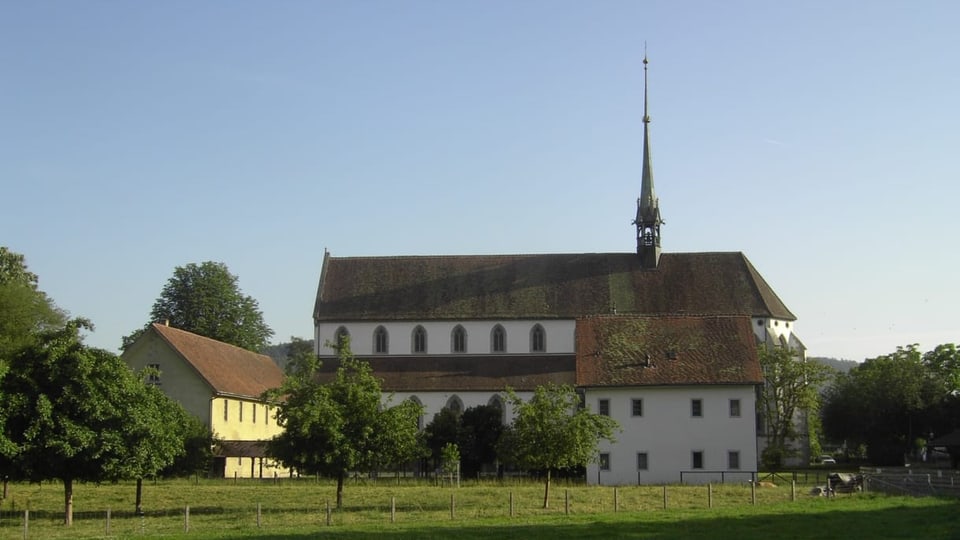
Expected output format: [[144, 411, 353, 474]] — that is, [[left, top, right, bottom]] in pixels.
[[665, 350, 677, 360]]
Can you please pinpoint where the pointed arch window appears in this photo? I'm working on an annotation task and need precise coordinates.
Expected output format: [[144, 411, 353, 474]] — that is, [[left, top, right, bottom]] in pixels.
[[530, 324, 546, 353], [374, 326, 389, 354], [412, 325, 427, 354], [335, 326, 350, 350], [487, 394, 505, 424], [408, 396, 424, 430], [451, 325, 467, 353], [445, 395, 464, 416], [491, 324, 506, 353]]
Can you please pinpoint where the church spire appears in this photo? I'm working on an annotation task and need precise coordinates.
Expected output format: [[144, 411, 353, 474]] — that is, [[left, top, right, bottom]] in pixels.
[[634, 53, 663, 268]]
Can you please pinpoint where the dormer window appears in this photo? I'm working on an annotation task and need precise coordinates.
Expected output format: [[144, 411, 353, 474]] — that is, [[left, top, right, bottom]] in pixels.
[[530, 324, 546, 353], [374, 326, 389, 354], [452, 325, 467, 353]]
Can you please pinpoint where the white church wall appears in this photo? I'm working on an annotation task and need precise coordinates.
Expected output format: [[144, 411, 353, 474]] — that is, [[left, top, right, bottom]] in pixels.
[[585, 385, 759, 486], [386, 390, 532, 427], [316, 320, 575, 356], [751, 317, 796, 345]]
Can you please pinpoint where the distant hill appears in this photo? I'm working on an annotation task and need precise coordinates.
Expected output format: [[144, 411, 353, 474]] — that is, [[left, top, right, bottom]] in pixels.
[[262, 339, 315, 371], [810, 356, 858, 374]]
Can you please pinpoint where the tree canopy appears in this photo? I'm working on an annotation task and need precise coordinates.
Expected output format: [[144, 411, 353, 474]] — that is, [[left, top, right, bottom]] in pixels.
[[498, 384, 619, 508], [266, 340, 424, 507], [123, 261, 273, 352], [821, 344, 957, 465], [0, 320, 187, 524], [0, 246, 66, 368], [757, 345, 834, 468]]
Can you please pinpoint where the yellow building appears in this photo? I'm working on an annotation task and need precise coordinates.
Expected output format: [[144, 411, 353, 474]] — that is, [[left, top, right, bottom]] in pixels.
[[123, 323, 288, 478]]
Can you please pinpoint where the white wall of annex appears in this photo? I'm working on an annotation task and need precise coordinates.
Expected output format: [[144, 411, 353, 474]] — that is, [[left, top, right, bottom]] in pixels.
[[316, 320, 575, 356], [585, 385, 758, 486]]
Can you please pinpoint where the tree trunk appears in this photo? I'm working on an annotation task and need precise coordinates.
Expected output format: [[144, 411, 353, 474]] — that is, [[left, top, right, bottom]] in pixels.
[[336, 472, 344, 509], [64, 476, 74, 526], [135, 478, 144, 515], [542, 469, 551, 509]]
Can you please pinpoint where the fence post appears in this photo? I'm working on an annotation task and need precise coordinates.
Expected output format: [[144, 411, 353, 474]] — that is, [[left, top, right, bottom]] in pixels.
[[391, 496, 396, 523], [614, 487, 619, 512], [751, 480, 756, 505], [106, 507, 111, 535], [708, 483, 713, 508], [509, 491, 514, 517], [565, 489, 569, 515], [257, 502, 262, 528], [325, 500, 331, 526], [184, 505, 190, 533], [450, 493, 455, 519], [791, 480, 796, 501], [662, 485, 668, 510]]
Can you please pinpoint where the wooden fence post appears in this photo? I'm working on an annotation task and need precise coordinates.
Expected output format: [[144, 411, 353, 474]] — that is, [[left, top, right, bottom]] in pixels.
[[450, 493, 455, 519], [509, 491, 514, 517], [751, 481, 756, 505], [326, 500, 332, 526], [565, 489, 569, 515], [184, 505, 190, 533], [791, 480, 796, 501], [662, 485, 668, 510], [391, 496, 396, 523], [708, 483, 713, 508], [106, 507, 111, 535], [614, 487, 619, 512]]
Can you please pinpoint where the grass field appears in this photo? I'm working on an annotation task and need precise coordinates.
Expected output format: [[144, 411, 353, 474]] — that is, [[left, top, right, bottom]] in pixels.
[[1, 477, 957, 539]]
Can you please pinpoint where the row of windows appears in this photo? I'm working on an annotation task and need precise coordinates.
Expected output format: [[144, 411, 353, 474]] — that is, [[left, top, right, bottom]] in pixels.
[[598, 450, 742, 471], [223, 399, 274, 425], [336, 324, 548, 354], [597, 398, 742, 418]]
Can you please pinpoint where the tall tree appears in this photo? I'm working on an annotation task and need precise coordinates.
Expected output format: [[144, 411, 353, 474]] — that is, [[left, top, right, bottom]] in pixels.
[[0, 320, 182, 525], [424, 408, 461, 471], [0, 247, 66, 366], [266, 340, 424, 508], [459, 405, 504, 478], [498, 384, 619, 509], [757, 345, 834, 468], [822, 344, 948, 465], [122, 261, 273, 352]]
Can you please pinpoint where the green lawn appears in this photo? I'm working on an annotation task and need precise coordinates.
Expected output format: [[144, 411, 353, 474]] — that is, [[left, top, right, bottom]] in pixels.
[[1, 478, 957, 539]]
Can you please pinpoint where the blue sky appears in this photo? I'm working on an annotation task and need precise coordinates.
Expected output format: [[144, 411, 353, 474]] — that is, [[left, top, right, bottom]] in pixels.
[[2, 1, 957, 361]]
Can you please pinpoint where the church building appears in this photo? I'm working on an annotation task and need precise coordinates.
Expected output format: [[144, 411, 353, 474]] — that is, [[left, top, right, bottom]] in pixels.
[[311, 59, 803, 485]]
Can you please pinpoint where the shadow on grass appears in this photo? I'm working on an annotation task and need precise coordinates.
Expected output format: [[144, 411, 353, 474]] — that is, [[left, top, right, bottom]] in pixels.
[[218, 498, 960, 540]]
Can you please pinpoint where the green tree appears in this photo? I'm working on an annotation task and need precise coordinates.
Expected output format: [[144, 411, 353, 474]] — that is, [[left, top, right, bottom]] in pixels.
[[498, 384, 619, 509], [266, 340, 424, 508], [424, 408, 461, 471], [757, 345, 834, 468], [162, 414, 216, 478], [459, 405, 504, 478], [0, 320, 181, 525], [440, 442, 460, 485], [0, 247, 39, 286], [822, 344, 942, 465], [122, 261, 273, 352], [0, 247, 66, 369]]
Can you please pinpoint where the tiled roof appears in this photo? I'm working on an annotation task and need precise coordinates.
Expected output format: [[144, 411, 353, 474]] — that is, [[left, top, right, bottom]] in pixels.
[[575, 315, 763, 387], [314, 355, 576, 392], [314, 252, 795, 322], [150, 323, 283, 398]]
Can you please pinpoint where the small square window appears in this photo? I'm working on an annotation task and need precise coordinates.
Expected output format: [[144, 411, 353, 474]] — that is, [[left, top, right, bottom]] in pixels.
[[692, 451, 704, 470], [599, 453, 611, 471], [637, 452, 648, 471], [691, 399, 703, 418], [598, 399, 610, 416], [728, 451, 740, 470], [631, 398, 643, 417], [729, 399, 741, 417], [147, 363, 161, 383]]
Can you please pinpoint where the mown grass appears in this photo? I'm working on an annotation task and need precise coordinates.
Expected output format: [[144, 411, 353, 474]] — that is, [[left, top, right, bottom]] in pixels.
[[1, 477, 957, 539]]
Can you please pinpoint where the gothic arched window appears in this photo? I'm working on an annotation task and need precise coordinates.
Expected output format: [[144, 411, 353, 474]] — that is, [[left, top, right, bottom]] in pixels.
[[491, 324, 506, 353], [374, 326, 389, 354], [335, 326, 350, 350], [530, 324, 546, 353], [412, 325, 427, 354], [451, 325, 467, 353]]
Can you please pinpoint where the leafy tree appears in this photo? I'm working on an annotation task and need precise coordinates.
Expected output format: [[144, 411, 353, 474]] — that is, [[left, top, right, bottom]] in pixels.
[[822, 344, 943, 465], [122, 261, 273, 352], [266, 340, 424, 508], [757, 345, 834, 468], [162, 414, 216, 478], [0, 320, 181, 525], [440, 443, 460, 485], [424, 408, 461, 471], [498, 384, 619, 509], [0, 247, 66, 369], [459, 405, 504, 478]]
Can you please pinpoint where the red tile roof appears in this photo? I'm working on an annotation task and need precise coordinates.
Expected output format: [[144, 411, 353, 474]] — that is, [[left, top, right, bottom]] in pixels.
[[314, 354, 576, 392], [150, 323, 283, 398], [314, 252, 795, 322], [575, 315, 763, 387]]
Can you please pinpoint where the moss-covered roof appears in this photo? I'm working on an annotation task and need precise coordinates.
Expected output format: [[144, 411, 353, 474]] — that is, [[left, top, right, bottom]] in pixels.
[[314, 252, 795, 322]]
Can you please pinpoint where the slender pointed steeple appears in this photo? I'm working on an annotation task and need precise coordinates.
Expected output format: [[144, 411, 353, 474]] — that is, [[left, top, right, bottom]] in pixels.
[[634, 54, 663, 268]]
